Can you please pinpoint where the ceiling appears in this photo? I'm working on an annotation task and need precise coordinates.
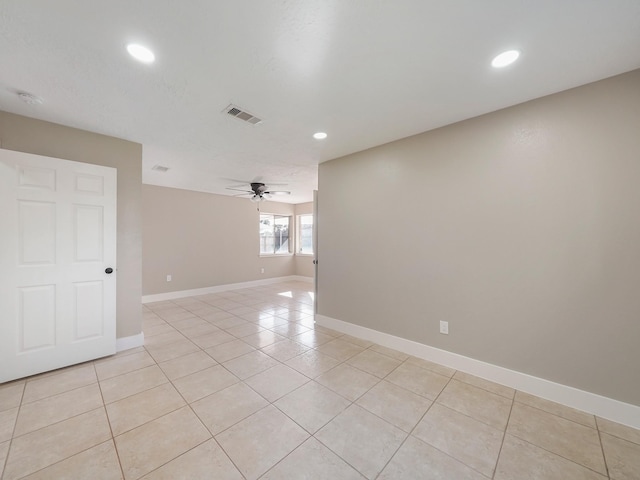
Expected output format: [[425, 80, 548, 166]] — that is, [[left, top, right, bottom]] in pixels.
[[1, 1, 639, 204]]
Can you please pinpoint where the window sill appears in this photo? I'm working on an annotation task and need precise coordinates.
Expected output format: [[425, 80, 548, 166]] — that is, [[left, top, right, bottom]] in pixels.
[[295, 253, 314, 257], [259, 253, 294, 258]]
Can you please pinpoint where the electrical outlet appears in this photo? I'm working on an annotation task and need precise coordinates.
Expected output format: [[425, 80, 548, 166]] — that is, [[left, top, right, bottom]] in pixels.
[[166, 274, 172, 282], [260, 268, 265, 274], [440, 320, 449, 335]]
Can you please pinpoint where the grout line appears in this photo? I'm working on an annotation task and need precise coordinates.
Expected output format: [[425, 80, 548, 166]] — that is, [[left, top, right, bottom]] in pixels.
[[311, 425, 378, 480], [22, 359, 95, 385], [93, 362, 127, 480], [201, 395, 272, 439], [450, 371, 516, 401], [193, 396, 266, 478], [595, 418, 640, 447], [131, 339, 247, 478], [211, 436, 249, 480], [270, 389, 338, 437], [199, 325, 366, 477], [258, 437, 309, 479], [9, 384, 105, 440], [507, 433, 611, 478], [491, 391, 515, 479], [10, 373, 126, 478], [95, 356, 157, 383], [0, 380, 26, 478], [99, 365, 170, 404], [373, 371, 512, 479], [372, 374, 456, 478], [511, 398, 597, 430], [596, 424, 611, 479], [138, 437, 221, 478], [304, 355, 426, 478], [9, 438, 118, 479]]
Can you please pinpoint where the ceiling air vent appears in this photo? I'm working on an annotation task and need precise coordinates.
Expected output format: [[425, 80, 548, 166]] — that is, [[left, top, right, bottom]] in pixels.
[[224, 104, 262, 125], [151, 165, 169, 172]]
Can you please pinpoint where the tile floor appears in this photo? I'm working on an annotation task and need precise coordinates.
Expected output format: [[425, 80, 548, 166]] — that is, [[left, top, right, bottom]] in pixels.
[[1, 280, 639, 479]]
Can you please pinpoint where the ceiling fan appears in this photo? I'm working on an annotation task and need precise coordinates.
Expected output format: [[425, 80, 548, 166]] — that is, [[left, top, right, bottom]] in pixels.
[[226, 182, 291, 202]]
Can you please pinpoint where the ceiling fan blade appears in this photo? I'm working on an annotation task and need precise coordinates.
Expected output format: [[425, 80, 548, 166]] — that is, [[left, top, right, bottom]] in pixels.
[[222, 178, 254, 185], [265, 190, 291, 195], [232, 193, 253, 197], [226, 187, 253, 193]]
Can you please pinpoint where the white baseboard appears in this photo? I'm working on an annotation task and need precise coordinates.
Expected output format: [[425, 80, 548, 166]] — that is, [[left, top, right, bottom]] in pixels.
[[142, 275, 313, 304], [116, 332, 145, 352], [316, 314, 640, 430]]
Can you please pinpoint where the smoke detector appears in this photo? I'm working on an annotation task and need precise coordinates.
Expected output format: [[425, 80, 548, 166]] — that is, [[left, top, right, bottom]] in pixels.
[[18, 92, 43, 105]]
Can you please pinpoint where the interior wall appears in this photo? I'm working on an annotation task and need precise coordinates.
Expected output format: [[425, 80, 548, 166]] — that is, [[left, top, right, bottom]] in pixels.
[[0, 111, 143, 339], [142, 185, 296, 295], [317, 69, 640, 406], [294, 201, 315, 278]]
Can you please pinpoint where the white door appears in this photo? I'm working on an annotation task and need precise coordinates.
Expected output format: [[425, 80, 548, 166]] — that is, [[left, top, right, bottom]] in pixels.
[[0, 149, 117, 383]]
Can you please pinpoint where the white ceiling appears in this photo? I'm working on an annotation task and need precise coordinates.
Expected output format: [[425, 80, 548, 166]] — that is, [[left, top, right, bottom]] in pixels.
[[1, 1, 639, 204]]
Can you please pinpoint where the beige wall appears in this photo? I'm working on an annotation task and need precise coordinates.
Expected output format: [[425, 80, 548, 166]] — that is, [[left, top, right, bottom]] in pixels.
[[142, 185, 297, 295], [317, 69, 640, 406], [0, 111, 143, 339], [294, 201, 315, 278]]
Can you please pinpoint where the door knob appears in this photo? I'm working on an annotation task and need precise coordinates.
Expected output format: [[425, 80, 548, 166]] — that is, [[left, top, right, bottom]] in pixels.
[[105, 268, 114, 274]]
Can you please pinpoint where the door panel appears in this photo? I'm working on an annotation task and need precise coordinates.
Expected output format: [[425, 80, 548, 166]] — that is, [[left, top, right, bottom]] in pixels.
[[18, 165, 56, 190], [19, 285, 56, 352], [73, 281, 104, 340], [74, 173, 104, 195], [19, 200, 57, 264], [74, 204, 103, 261], [0, 148, 117, 383]]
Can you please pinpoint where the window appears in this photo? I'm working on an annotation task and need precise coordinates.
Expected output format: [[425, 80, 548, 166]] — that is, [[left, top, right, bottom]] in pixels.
[[297, 214, 313, 255], [260, 214, 291, 255]]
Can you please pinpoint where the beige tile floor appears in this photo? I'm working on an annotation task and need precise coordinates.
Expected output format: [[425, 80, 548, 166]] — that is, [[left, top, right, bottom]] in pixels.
[[1, 280, 639, 479]]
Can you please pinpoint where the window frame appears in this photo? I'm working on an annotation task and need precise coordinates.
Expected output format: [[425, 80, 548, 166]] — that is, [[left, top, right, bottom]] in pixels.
[[296, 213, 314, 256], [259, 213, 293, 256]]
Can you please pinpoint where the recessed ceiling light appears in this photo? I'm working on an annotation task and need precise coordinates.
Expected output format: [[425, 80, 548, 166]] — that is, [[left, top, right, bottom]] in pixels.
[[126, 44, 155, 64], [491, 50, 520, 68], [313, 132, 327, 140]]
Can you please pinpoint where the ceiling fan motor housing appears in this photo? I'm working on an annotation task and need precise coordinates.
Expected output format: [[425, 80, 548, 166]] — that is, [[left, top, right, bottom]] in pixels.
[[251, 183, 267, 195]]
